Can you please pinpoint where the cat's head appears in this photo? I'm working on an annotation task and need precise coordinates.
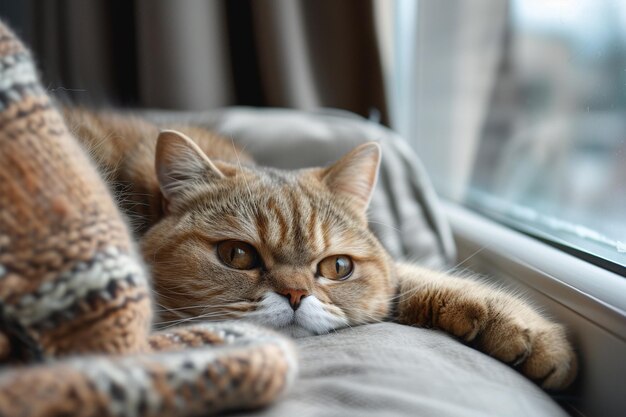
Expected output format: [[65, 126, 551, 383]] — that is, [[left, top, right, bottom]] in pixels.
[[142, 130, 395, 337]]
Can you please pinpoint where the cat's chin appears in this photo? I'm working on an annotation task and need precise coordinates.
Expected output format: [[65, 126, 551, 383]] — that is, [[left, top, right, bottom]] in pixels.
[[240, 317, 317, 338], [277, 325, 317, 339], [243, 292, 349, 338]]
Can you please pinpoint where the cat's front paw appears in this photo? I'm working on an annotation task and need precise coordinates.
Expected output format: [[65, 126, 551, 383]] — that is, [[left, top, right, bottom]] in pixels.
[[520, 324, 578, 390], [477, 316, 577, 390], [393, 263, 578, 390]]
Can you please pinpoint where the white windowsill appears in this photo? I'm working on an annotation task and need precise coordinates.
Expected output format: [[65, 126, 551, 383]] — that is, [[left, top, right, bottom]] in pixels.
[[443, 201, 626, 417]]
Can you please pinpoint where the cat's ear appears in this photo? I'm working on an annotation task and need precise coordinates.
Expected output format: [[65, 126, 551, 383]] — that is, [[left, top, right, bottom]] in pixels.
[[321, 142, 381, 213], [155, 130, 224, 204]]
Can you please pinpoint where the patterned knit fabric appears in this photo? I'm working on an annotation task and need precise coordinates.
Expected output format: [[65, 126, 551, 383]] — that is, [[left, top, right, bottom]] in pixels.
[[0, 21, 296, 417]]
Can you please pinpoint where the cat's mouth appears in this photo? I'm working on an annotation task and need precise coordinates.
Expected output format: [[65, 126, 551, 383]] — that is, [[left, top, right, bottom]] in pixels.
[[244, 292, 349, 338]]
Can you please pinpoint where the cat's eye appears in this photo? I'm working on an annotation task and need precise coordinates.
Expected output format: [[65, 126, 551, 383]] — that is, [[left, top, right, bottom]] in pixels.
[[317, 255, 354, 280], [217, 240, 260, 270]]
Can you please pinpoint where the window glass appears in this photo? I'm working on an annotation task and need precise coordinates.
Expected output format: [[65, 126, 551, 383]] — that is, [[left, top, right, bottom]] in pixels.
[[391, 0, 626, 270]]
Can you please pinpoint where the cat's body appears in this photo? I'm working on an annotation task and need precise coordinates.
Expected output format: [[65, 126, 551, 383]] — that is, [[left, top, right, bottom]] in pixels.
[[63, 108, 254, 234], [64, 107, 577, 390]]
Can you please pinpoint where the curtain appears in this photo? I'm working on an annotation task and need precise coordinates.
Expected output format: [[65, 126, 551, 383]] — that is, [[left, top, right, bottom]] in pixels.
[[2, 0, 388, 124]]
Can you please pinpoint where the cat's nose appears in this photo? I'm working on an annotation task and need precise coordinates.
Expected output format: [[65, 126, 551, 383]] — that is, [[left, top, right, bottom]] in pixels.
[[277, 289, 309, 311]]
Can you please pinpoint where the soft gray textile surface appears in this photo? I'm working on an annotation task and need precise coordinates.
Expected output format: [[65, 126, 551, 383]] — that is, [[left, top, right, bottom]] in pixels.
[[237, 323, 568, 417], [144, 107, 455, 269], [143, 107, 566, 416]]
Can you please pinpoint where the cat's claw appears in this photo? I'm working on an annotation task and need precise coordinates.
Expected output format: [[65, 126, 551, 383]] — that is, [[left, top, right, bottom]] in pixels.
[[519, 327, 578, 390], [477, 317, 577, 390], [435, 298, 488, 343]]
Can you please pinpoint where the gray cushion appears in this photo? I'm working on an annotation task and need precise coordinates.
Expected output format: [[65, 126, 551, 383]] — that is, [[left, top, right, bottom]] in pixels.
[[237, 323, 568, 417]]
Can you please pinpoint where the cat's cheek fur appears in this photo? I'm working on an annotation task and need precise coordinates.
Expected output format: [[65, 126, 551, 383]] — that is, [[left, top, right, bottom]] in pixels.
[[141, 220, 262, 322], [244, 293, 349, 337]]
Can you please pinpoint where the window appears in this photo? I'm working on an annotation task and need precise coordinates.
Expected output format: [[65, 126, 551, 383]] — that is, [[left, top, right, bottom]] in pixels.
[[387, 0, 626, 273]]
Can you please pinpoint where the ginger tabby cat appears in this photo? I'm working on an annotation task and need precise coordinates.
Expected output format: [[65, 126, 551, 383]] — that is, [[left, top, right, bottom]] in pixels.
[[64, 108, 577, 390]]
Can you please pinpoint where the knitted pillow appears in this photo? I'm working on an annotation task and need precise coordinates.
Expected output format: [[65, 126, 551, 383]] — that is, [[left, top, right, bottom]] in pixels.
[[0, 21, 296, 417]]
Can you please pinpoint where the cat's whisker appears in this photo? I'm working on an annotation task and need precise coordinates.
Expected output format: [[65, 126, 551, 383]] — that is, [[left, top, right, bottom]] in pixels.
[[154, 303, 229, 312], [348, 310, 386, 325], [154, 304, 237, 314], [387, 282, 426, 302], [401, 252, 440, 266], [155, 310, 239, 323], [367, 220, 401, 233], [443, 244, 492, 275], [151, 285, 226, 299], [154, 310, 238, 325], [154, 300, 252, 311], [388, 246, 495, 305], [151, 288, 194, 300], [229, 135, 254, 201], [155, 310, 246, 330], [154, 289, 240, 310]]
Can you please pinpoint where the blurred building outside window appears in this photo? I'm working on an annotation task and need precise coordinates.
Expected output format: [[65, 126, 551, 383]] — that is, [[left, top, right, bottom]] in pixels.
[[382, 0, 626, 269]]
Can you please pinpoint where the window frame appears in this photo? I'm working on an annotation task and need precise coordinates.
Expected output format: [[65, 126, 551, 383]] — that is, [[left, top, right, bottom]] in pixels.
[[462, 196, 626, 276]]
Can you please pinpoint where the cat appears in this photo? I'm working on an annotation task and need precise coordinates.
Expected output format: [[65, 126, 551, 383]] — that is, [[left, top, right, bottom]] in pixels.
[[64, 107, 577, 390]]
